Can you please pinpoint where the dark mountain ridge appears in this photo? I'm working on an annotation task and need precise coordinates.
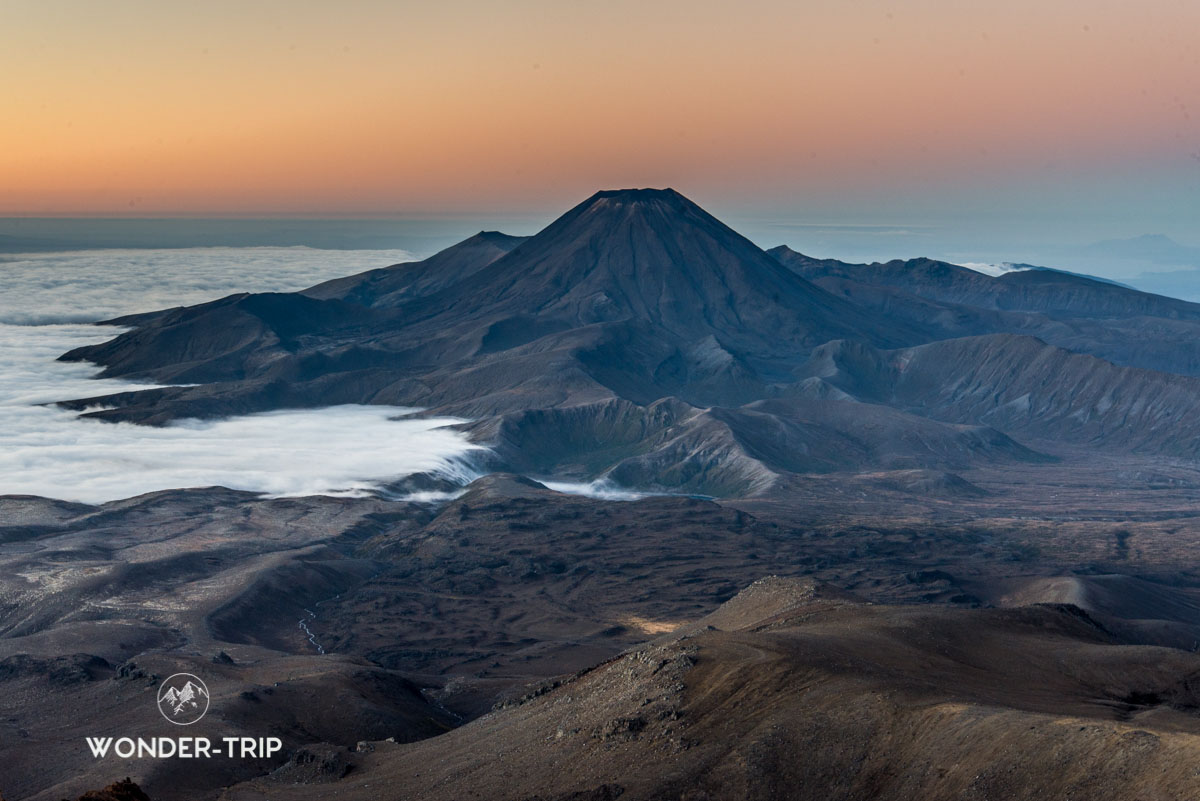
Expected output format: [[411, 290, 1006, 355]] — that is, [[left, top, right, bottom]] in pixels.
[[66, 190, 918, 385], [53, 189, 1200, 497], [769, 245, 1200, 320], [770, 245, 1200, 377]]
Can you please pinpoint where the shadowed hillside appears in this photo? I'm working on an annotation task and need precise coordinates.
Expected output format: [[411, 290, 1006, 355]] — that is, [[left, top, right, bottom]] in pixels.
[[771, 245, 1200, 376], [223, 577, 1200, 801]]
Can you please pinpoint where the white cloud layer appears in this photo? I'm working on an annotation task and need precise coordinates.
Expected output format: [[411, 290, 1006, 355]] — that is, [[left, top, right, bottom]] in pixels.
[[0, 246, 416, 324], [1, 396, 485, 504], [0, 247, 489, 504]]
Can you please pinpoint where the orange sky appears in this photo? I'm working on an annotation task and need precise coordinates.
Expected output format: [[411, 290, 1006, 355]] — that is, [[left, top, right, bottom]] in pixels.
[[2, 0, 1197, 216]]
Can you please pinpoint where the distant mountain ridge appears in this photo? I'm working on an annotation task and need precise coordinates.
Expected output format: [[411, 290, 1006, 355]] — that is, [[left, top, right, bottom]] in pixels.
[[54, 188, 1200, 497], [769, 245, 1200, 320]]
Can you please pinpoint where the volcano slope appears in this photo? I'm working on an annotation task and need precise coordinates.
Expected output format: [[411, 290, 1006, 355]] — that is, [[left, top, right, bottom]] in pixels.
[[223, 577, 1200, 801]]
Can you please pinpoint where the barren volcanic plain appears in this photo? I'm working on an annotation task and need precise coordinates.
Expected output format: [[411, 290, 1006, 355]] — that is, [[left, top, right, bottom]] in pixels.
[[7, 190, 1200, 800]]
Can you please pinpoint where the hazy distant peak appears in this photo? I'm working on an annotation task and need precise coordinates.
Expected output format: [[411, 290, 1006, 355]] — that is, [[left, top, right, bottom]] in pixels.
[[1083, 233, 1200, 263]]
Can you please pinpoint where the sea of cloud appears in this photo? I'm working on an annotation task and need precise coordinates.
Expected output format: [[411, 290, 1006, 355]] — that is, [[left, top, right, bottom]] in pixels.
[[0, 246, 417, 325], [0, 247, 489, 504]]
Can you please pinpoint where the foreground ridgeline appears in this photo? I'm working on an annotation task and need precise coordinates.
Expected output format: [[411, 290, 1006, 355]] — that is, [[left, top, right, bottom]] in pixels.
[[8, 466, 1200, 798], [222, 578, 1200, 801]]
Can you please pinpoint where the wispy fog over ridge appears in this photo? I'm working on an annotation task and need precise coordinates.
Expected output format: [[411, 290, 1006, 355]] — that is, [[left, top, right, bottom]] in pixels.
[[0, 247, 485, 504], [955, 262, 1030, 278], [540, 480, 655, 502]]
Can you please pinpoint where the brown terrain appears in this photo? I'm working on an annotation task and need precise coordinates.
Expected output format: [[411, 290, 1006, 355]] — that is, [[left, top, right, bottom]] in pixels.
[[7, 456, 1200, 799], [5, 189, 1200, 799], [226, 577, 1200, 801]]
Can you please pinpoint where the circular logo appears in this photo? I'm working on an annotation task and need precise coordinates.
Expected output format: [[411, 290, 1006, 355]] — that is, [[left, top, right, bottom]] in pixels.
[[157, 673, 210, 725]]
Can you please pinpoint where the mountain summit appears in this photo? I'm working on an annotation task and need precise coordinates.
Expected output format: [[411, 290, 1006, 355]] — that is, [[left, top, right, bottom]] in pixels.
[[400, 188, 909, 355]]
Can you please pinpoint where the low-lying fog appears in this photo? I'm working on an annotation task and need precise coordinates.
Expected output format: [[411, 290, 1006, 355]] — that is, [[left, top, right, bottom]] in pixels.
[[0, 247, 486, 504]]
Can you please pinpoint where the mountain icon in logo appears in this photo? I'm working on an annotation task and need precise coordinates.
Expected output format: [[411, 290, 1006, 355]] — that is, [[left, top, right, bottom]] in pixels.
[[157, 673, 210, 725]]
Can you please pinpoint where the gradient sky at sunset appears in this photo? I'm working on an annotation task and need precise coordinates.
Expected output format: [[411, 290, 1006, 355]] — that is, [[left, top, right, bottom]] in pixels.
[[3, 0, 1198, 242]]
